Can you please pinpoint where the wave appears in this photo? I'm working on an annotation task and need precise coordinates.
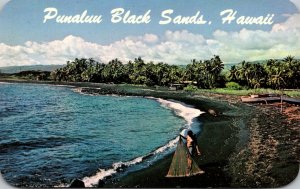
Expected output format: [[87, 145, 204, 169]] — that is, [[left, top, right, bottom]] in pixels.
[[0, 81, 15, 84], [77, 97, 204, 187], [81, 140, 176, 187], [71, 87, 103, 96], [149, 97, 204, 129], [52, 84, 75, 88]]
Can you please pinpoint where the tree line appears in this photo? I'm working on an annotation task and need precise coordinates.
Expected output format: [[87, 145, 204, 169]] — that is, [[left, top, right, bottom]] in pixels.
[[228, 56, 300, 89], [50, 55, 300, 89]]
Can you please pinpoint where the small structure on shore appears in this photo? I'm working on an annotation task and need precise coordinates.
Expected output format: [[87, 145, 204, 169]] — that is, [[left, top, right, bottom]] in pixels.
[[169, 81, 197, 91], [241, 94, 300, 105], [169, 83, 185, 91]]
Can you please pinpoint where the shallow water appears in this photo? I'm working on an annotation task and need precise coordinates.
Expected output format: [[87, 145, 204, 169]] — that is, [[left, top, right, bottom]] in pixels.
[[0, 83, 202, 187]]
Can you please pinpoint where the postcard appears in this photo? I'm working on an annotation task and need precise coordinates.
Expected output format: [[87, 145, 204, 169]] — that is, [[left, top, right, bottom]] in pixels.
[[0, 0, 299, 188]]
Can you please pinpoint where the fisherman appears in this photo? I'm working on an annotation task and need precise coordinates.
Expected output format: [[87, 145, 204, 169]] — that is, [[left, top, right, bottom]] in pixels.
[[180, 129, 201, 156], [186, 130, 201, 156], [166, 129, 205, 177]]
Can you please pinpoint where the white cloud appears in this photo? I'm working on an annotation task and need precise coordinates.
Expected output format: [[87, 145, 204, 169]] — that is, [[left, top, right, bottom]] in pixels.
[[211, 27, 300, 62], [272, 14, 300, 31], [0, 31, 215, 67], [0, 0, 10, 11], [0, 15, 300, 67], [0, 0, 299, 67], [290, 0, 300, 11], [272, 0, 300, 31]]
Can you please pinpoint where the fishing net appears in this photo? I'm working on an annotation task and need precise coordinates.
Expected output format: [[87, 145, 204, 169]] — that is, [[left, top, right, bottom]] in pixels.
[[166, 136, 203, 177]]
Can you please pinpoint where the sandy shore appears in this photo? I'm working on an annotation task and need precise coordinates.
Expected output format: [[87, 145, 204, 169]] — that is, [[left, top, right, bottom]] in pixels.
[[1, 80, 299, 187], [227, 102, 300, 187]]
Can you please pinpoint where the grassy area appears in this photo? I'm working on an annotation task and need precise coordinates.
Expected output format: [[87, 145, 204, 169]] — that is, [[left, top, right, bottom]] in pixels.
[[120, 84, 300, 98], [0, 75, 29, 81], [116, 84, 300, 98], [195, 88, 300, 98]]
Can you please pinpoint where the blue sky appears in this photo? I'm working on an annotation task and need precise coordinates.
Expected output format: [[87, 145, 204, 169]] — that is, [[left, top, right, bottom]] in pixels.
[[0, 0, 299, 66]]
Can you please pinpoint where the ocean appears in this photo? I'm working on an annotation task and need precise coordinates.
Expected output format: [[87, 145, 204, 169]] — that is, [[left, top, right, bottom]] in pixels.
[[0, 83, 203, 187]]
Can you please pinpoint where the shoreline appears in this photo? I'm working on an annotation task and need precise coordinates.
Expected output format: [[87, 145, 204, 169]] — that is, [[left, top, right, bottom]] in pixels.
[[78, 94, 204, 187], [1, 80, 299, 187]]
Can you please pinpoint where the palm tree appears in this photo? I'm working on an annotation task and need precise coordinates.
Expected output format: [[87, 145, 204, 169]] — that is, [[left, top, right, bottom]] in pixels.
[[248, 64, 266, 88], [269, 71, 286, 89], [91, 62, 105, 82], [168, 65, 183, 84], [210, 55, 224, 88], [154, 62, 166, 86], [228, 65, 239, 82], [203, 60, 212, 88], [282, 55, 298, 88], [283, 55, 295, 66], [101, 58, 124, 83]]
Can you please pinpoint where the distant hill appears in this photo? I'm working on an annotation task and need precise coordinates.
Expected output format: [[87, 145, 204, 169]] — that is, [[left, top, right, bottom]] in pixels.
[[0, 65, 65, 74], [223, 63, 237, 70], [0, 63, 238, 74], [1, 60, 288, 74]]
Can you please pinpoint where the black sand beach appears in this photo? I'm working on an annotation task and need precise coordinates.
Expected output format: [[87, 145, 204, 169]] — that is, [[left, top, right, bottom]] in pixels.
[[0, 80, 299, 188]]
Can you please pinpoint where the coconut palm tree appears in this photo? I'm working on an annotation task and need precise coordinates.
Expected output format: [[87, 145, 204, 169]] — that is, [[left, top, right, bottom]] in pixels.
[[282, 55, 299, 88], [101, 58, 124, 83], [228, 65, 239, 82], [129, 57, 147, 84], [210, 55, 224, 88]]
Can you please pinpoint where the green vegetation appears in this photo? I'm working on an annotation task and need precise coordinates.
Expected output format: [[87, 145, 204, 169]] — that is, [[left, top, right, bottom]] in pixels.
[[0, 70, 51, 81], [227, 56, 300, 89], [49, 55, 299, 90], [184, 84, 198, 92], [196, 88, 300, 98], [0, 65, 64, 74], [2, 55, 299, 96], [225, 82, 242, 90], [50, 56, 225, 88]]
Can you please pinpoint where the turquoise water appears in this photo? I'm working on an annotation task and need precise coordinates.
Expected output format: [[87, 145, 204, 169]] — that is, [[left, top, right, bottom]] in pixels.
[[0, 83, 187, 187]]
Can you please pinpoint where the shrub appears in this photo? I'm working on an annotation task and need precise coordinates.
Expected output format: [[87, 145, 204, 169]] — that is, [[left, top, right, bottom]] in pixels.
[[184, 84, 198, 92], [225, 82, 242, 90]]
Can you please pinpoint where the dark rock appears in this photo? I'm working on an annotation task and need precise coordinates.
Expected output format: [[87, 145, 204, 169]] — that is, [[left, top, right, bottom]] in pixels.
[[208, 109, 218, 116], [70, 178, 85, 188], [98, 179, 105, 187]]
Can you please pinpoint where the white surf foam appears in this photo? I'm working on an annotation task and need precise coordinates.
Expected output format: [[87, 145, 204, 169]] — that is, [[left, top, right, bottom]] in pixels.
[[0, 81, 14, 84], [82, 168, 116, 187], [52, 84, 75, 88], [76, 97, 204, 187], [82, 156, 144, 187], [153, 136, 179, 155], [148, 97, 204, 129]]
